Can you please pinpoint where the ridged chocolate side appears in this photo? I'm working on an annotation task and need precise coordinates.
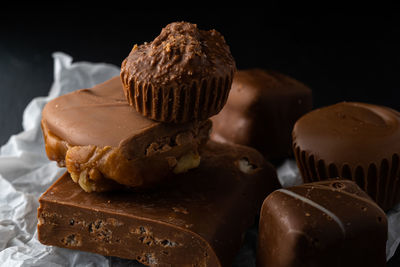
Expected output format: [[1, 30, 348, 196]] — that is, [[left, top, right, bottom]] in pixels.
[[293, 142, 400, 211], [121, 67, 234, 123]]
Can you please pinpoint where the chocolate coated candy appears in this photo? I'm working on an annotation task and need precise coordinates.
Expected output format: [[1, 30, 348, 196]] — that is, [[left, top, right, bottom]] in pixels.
[[38, 142, 280, 266], [257, 179, 387, 267], [120, 21, 236, 123], [41, 77, 211, 192], [293, 101, 400, 211], [211, 68, 312, 160]]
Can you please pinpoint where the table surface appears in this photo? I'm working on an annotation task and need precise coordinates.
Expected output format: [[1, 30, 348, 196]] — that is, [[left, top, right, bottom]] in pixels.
[[1, 8, 399, 265]]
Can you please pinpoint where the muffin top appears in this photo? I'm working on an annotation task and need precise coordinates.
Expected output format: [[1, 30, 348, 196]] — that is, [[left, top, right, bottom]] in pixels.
[[121, 21, 236, 87], [292, 102, 400, 166]]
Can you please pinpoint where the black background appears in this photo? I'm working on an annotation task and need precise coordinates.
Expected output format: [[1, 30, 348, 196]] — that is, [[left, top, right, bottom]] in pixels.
[[1, 7, 400, 265]]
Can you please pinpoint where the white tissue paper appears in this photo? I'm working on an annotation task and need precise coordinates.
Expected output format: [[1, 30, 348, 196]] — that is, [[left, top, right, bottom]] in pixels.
[[0, 52, 399, 266]]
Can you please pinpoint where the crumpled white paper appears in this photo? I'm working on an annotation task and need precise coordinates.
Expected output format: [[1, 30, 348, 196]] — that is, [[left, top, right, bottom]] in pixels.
[[0, 52, 398, 267]]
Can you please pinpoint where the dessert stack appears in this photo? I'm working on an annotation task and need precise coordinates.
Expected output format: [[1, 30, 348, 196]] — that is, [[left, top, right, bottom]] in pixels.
[[37, 22, 280, 266], [37, 21, 398, 267]]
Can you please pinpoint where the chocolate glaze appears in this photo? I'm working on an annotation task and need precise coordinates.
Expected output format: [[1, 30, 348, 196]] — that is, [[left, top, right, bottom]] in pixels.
[[120, 22, 236, 123], [292, 101, 400, 211], [211, 69, 312, 160], [257, 179, 387, 267], [38, 141, 280, 267], [41, 77, 211, 191], [42, 76, 207, 149]]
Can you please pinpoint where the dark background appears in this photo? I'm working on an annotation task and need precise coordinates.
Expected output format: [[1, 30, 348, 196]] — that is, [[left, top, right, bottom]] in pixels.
[[1, 7, 400, 265]]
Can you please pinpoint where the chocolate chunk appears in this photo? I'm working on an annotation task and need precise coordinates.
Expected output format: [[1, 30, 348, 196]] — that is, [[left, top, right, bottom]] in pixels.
[[37, 142, 280, 266], [211, 69, 312, 160], [41, 76, 211, 192], [257, 179, 387, 267], [292, 101, 400, 211], [120, 21, 236, 123]]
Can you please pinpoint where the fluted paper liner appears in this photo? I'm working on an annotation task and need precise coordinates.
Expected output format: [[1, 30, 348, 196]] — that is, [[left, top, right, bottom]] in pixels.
[[293, 142, 400, 211]]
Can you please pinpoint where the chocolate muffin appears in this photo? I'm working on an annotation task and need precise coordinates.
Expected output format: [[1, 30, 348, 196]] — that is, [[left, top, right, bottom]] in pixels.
[[120, 21, 236, 123], [292, 101, 400, 211]]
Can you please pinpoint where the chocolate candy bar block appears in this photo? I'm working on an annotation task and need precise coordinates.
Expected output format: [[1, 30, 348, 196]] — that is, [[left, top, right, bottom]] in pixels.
[[38, 142, 280, 266], [41, 77, 211, 192]]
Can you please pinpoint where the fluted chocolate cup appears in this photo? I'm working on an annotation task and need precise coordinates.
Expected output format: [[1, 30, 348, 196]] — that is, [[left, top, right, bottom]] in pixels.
[[120, 21, 236, 123], [292, 102, 400, 211]]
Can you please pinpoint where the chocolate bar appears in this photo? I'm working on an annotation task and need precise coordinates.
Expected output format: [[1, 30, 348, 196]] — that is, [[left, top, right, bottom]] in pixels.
[[41, 77, 211, 192], [257, 179, 387, 267], [38, 142, 280, 266]]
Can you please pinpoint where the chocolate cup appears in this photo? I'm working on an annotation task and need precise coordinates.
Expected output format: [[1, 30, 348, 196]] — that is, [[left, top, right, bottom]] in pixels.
[[120, 22, 236, 123], [121, 63, 233, 123], [292, 102, 400, 211], [293, 144, 400, 212]]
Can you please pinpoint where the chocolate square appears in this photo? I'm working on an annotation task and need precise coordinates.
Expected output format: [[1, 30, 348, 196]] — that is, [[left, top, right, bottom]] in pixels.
[[257, 179, 387, 267], [211, 69, 312, 160], [38, 142, 279, 266]]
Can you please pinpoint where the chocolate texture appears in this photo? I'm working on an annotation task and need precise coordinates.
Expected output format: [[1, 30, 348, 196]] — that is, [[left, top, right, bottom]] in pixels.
[[257, 179, 387, 267], [120, 21, 236, 123], [41, 76, 211, 192], [292, 101, 400, 211], [211, 69, 312, 160], [37, 141, 280, 267]]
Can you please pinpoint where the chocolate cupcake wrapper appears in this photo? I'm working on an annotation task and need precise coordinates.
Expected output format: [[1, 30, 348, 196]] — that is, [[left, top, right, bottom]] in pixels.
[[121, 69, 233, 123], [293, 143, 400, 211]]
